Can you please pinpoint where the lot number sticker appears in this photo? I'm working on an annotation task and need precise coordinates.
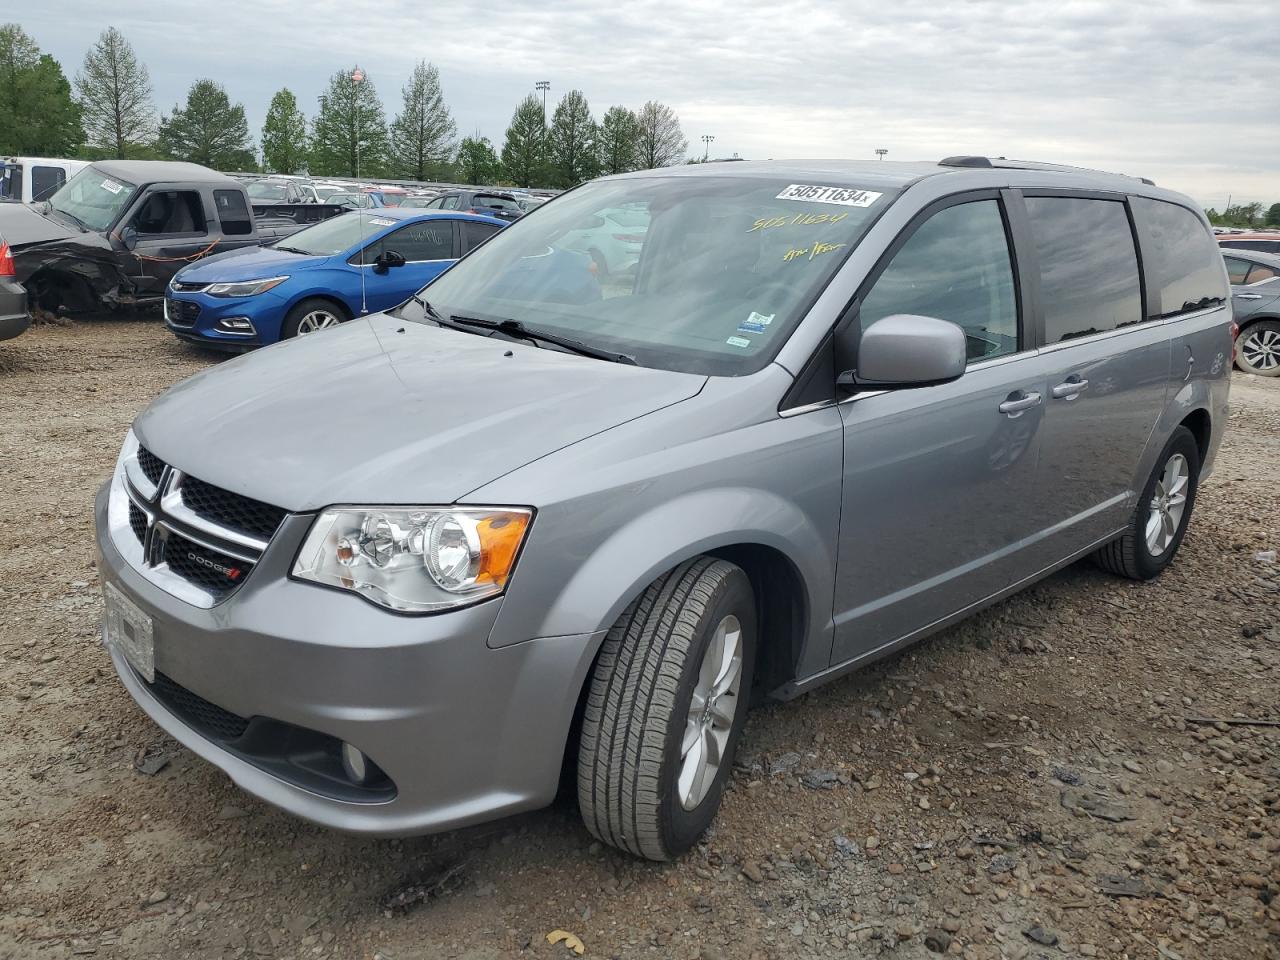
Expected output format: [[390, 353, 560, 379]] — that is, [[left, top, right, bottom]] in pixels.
[[776, 184, 882, 207], [100, 179, 124, 195]]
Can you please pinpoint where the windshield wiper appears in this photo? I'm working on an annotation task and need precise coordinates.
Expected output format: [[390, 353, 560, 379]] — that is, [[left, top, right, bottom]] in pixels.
[[49, 206, 89, 232], [411, 294, 447, 325], [449, 314, 637, 365], [274, 245, 308, 254]]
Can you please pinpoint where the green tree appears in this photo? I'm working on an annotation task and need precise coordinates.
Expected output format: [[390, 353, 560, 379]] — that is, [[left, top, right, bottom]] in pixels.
[[547, 89, 598, 188], [456, 135, 498, 185], [261, 88, 308, 174], [598, 105, 638, 176], [1266, 203, 1280, 228], [1224, 202, 1263, 228], [500, 93, 547, 188], [388, 60, 455, 181], [75, 27, 155, 158], [0, 25, 84, 156], [157, 79, 255, 169], [309, 67, 390, 177], [635, 100, 687, 169]]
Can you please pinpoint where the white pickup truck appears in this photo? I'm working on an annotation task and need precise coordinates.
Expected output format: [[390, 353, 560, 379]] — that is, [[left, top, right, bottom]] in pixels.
[[1, 157, 89, 204]]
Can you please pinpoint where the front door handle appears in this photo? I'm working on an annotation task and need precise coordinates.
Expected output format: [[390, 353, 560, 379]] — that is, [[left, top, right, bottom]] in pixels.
[[1234, 293, 1263, 300], [998, 392, 1042, 417], [1051, 377, 1089, 400]]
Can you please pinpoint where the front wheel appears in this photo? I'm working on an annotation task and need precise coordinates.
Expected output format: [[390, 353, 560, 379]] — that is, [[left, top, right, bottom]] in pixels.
[[577, 558, 756, 861], [281, 298, 349, 339], [1092, 425, 1200, 580], [1236, 320, 1280, 376]]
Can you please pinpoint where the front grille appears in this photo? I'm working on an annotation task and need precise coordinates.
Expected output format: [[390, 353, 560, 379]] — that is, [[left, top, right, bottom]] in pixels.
[[161, 532, 248, 602], [119, 447, 288, 605], [165, 297, 201, 328], [170, 280, 210, 293], [179, 476, 287, 543], [148, 672, 250, 741], [128, 502, 147, 544], [136, 447, 165, 486]]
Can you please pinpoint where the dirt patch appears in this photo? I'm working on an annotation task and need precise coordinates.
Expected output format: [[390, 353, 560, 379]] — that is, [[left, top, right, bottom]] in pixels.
[[1, 321, 1277, 959]]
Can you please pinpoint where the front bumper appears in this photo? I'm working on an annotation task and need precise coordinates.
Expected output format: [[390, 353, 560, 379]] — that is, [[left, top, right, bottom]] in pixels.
[[95, 482, 602, 836], [0, 279, 31, 342], [164, 289, 290, 349]]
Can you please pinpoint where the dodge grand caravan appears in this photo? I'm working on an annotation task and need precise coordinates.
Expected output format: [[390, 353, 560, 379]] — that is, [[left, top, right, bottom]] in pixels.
[[95, 157, 1231, 861]]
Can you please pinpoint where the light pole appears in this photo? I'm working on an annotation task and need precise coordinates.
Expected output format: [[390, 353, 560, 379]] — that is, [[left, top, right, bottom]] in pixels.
[[701, 134, 715, 162], [875, 148, 888, 161], [352, 66, 368, 314], [535, 80, 550, 122]]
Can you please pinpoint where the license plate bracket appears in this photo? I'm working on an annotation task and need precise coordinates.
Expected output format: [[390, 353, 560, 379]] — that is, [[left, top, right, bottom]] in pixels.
[[103, 581, 155, 682]]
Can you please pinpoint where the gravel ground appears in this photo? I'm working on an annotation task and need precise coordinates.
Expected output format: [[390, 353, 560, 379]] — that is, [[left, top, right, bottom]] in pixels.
[[1, 319, 1277, 960]]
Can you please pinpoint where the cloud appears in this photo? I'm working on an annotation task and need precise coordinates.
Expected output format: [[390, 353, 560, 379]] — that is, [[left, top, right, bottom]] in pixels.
[[20, 0, 1277, 207]]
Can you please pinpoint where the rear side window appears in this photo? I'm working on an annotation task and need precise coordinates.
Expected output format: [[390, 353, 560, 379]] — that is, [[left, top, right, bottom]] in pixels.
[[461, 220, 501, 252], [1024, 197, 1142, 343], [1248, 263, 1280, 284], [1221, 239, 1280, 254], [1134, 198, 1227, 317], [440, 196, 460, 210], [475, 195, 520, 213], [214, 189, 253, 236], [860, 199, 1019, 361], [31, 165, 65, 201]]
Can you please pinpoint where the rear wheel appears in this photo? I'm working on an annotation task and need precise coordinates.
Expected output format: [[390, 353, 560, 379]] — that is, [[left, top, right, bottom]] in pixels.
[[578, 558, 756, 861], [1092, 426, 1200, 580], [1236, 320, 1280, 376], [281, 298, 349, 339]]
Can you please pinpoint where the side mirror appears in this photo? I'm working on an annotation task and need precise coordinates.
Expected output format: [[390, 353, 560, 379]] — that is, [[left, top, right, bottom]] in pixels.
[[119, 225, 138, 251], [373, 250, 406, 274], [839, 314, 966, 390]]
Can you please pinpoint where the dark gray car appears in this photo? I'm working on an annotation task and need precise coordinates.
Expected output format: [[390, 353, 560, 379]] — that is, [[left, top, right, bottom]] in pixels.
[[0, 235, 30, 341], [1223, 248, 1280, 375], [95, 157, 1231, 860]]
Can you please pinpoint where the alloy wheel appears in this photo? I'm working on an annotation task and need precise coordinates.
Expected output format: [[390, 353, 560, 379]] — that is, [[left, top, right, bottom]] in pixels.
[[1240, 328, 1280, 372], [296, 310, 341, 335], [678, 614, 744, 811], [1146, 452, 1189, 557]]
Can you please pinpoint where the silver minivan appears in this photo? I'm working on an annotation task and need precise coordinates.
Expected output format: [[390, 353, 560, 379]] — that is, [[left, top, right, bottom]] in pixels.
[[95, 157, 1232, 860]]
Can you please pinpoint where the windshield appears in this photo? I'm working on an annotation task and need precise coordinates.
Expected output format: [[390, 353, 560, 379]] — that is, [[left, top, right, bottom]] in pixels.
[[412, 175, 896, 374], [315, 185, 346, 199], [48, 167, 139, 232], [275, 212, 383, 256], [248, 181, 289, 200]]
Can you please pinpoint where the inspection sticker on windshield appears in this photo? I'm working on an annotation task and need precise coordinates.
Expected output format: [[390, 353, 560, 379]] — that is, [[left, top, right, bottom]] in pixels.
[[368, 217, 395, 226], [100, 179, 124, 195], [776, 184, 882, 207], [726, 336, 752, 348]]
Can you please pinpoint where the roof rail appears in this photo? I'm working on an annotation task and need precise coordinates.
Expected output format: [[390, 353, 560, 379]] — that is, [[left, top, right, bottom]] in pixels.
[[939, 155, 1156, 186], [939, 155, 993, 168]]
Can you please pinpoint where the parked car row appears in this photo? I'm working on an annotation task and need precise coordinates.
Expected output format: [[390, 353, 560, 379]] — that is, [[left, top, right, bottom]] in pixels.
[[1223, 247, 1280, 375]]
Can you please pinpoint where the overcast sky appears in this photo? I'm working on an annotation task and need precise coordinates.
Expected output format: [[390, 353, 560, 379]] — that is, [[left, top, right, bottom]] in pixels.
[[18, 0, 1278, 209]]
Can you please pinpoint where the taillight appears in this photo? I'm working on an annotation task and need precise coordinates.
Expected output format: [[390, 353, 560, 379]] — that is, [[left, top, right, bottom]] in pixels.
[[0, 241, 14, 278], [1231, 321, 1239, 364]]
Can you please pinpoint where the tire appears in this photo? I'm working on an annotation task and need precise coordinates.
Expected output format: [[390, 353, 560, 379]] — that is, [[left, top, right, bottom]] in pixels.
[[280, 298, 349, 339], [1092, 426, 1200, 580], [1236, 320, 1280, 376], [578, 557, 756, 861]]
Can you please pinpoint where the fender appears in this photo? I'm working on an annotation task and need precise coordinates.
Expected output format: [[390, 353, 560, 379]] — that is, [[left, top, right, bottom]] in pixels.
[[487, 485, 839, 681]]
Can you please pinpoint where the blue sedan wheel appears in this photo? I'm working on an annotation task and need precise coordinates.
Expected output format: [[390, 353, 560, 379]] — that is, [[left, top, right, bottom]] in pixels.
[[282, 298, 350, 340]]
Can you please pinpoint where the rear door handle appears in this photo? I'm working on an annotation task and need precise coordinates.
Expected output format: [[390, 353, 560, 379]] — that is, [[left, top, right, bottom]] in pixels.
[[1051, 378, 1089, 400], [998, 392, 1042, 417]]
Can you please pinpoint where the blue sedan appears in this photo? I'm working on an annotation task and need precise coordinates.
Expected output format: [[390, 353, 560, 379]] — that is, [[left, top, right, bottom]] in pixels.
[[164, 209, 505, 349]]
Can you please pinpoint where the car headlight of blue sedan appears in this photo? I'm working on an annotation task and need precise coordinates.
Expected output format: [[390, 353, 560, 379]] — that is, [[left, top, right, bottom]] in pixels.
[[205, 276, 290, 297]]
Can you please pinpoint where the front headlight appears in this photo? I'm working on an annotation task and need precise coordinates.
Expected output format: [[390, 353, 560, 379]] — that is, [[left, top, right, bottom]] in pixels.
[[205, 276, 289, 298], [292, 506, 533, 613]]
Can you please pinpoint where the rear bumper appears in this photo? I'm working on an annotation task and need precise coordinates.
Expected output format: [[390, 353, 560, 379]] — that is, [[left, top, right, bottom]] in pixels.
[[94, 481, 604, 836], [0, 279, 30, 341]]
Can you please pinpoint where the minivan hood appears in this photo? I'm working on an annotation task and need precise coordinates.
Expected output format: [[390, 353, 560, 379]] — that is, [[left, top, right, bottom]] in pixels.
[[176, 245, 324, 282], [0, 202, 79, 247], [134, 313, 706, 510]]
